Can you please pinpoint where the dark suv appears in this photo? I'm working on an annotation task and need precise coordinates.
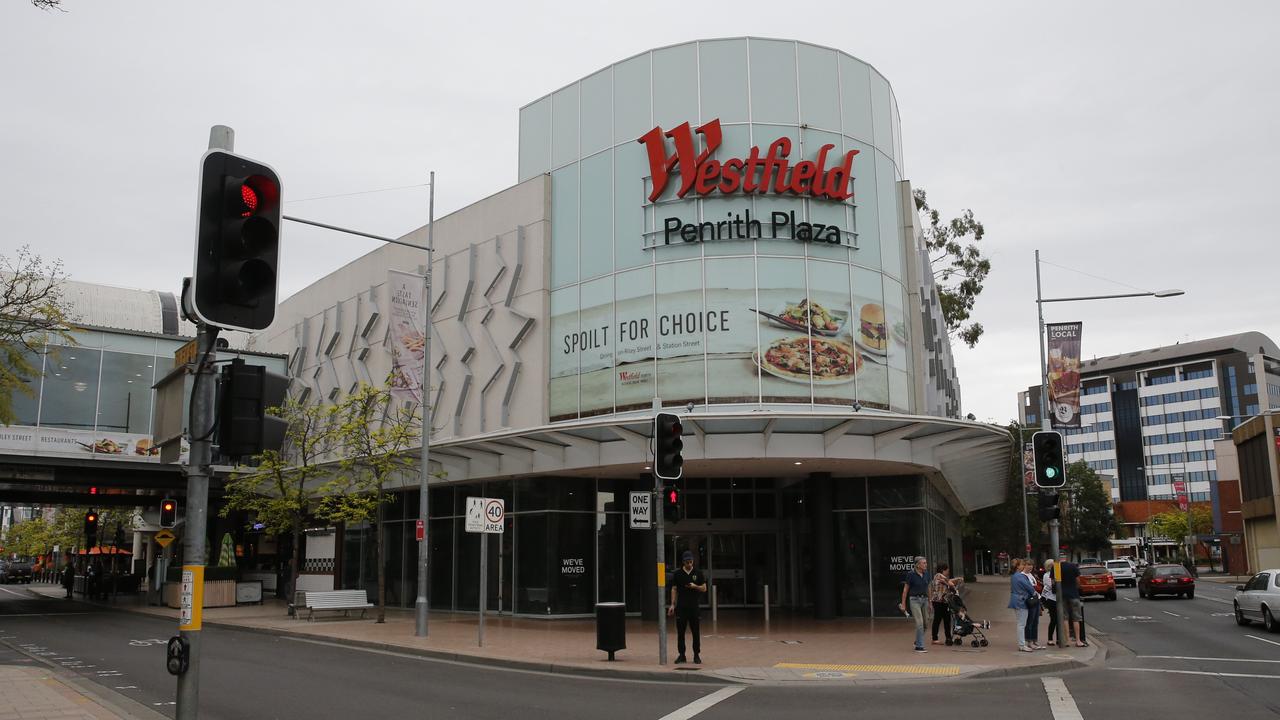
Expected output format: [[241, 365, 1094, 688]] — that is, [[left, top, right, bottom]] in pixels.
[[1138, 563, 1195, 599], [1, 559, 33, 584]]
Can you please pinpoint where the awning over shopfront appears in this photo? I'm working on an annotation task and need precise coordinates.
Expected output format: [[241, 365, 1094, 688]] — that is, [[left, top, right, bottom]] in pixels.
[[419, 410, 1012, 515]]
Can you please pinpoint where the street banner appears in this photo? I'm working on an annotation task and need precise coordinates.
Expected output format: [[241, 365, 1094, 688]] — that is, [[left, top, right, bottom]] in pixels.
[[1173, 475, 1188, 511], [1023, 442, 1035, 489], [387, 269, 427, 403], [1045, 322, 1083, 429]]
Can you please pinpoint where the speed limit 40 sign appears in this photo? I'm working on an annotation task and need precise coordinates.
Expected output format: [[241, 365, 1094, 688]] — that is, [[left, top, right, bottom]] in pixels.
[[465, 497, 504, 534]]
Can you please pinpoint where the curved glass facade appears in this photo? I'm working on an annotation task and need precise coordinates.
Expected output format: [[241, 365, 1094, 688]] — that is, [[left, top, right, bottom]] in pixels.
[[520, 38, 915, 419]]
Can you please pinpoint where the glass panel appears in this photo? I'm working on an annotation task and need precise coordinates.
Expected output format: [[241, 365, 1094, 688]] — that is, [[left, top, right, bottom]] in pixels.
[[698, 124, 755, 257], [748, 39, 798, 124], [383, 522, 407, 608], [613, 142, 649, 271], [597, 510, 625, 604], [428, 487, 453, 518], [613, 266, 654, 413], [705, 257, 758, 405], [710, 534, 744, 605], [699, 38, 749, 124], [756, 257, 809, 404], [518, 97, 552, 181], [798, 43, 840, 130], [839, 55, 874, 144], [847, 138, 880, 270], [341, 524, 363, 592], [808, 259, 857, 407], [883, 277, 908, 373], [10, 347, 43, 426], [39, 348, 101, 429], [836, 511, 871, 616], [550, 513, 595, 614], [834, 478, 867, 509], [551, 83, 580, 169], [579, 68, 612, 157], [578, 275, 614, 416], [549, 287, 579, 419], [877, 152, 903, 280], [515, 513, 548, 614], [579, 151, 614, 281], [870, 476, 922, 508], [744, 533, 778, 605], [652, 43, 699, 134], [655, 260, 706, 407], [870, 71, 894, 160], [455, 524, 480, 611], [868, 509, 924, 617], [517, 477, 552, 512], [96, 351, 155, 433], [550, 166, 580, 288], [613, 54, 652, 147], [851, 265, 887, 409], [732, 492, 753, 519]]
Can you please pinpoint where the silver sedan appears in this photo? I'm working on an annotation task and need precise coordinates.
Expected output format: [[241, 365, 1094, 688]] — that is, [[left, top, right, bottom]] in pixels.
[[1235, 570, 1280, 631]]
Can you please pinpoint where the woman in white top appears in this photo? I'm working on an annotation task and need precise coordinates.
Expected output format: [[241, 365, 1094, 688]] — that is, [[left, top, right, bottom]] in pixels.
[[1041, 559, 1058, 647]]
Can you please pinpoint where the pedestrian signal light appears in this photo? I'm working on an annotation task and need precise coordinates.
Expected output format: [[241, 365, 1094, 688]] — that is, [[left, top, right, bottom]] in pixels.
[[1032, 430, 1066, 488], [1038, 490, 1061, 521], [663, 485, 681, 522], [160, 498, 178, 528], [654, 412, 684, 480]]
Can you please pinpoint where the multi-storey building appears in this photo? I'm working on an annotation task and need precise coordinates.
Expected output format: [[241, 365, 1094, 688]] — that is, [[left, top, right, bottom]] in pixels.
[[1019, 332, 1280, 558]]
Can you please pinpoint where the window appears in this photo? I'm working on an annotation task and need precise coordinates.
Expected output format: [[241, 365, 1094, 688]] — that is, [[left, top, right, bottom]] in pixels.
[[1243, 383, 1258, 396], [1083, 384, 1109, 396], [39, 349, 102, 430], [1181, 367, 1214, 381]]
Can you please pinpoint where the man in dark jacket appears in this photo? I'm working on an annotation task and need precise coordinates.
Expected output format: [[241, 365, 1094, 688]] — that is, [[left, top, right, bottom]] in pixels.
[[60, 555, 75, 598]]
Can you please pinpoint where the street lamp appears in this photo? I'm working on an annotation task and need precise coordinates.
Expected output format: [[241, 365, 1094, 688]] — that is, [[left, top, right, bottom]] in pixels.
[[1034, 250, 1184, 647]]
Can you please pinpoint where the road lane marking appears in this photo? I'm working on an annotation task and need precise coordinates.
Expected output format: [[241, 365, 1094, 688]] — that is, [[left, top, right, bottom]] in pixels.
[[1041, 677, 1084, 720], [0, 586, 29, 597], [1140, 656, 1280, 664], [1247, 635, 1280, 648], [1162, 611, 1185, 618], [1122, 597, 1134, 602], [0, 612, 92, 617], [1118, 667, 1280, 680], [657, 687, 746, 720]]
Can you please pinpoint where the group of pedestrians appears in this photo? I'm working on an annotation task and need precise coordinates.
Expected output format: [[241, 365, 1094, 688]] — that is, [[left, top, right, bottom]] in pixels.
[[1008, 557, 1088, 652], [898, 556, 963, 652]]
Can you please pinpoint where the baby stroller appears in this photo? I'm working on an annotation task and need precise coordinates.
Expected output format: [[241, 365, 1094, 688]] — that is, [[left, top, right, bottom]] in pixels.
[[946, 590, 990, 647]]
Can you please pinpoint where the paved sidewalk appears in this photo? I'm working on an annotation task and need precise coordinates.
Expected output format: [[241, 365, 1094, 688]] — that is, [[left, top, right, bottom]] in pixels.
[[0, 663, 132, 720], [25, 578, 1101, 685]]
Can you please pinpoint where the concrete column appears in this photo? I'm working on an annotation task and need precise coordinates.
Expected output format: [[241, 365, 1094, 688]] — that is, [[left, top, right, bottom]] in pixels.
[[809, 473, 836, 620]]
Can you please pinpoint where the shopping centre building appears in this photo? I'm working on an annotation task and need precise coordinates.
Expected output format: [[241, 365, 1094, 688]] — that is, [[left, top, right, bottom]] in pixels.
[[252, 38, 1010, 618]]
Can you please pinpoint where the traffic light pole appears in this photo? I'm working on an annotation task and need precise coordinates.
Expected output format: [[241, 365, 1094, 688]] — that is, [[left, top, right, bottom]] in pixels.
[[654, 470, 667, 665], [1035, 249, 1066, 649], [175, 125, 233, 720]]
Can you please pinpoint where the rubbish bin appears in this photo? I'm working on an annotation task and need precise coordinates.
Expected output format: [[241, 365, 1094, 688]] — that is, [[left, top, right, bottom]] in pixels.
[[595, 602, 626, 661]]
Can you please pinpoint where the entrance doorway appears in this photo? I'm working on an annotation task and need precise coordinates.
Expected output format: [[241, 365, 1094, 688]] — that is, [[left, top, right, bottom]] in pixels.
[[668, 532, 778, 608]]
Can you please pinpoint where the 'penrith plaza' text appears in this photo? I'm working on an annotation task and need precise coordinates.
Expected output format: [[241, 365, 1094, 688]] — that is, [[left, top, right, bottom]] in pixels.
[[658, 209, 855, 247]]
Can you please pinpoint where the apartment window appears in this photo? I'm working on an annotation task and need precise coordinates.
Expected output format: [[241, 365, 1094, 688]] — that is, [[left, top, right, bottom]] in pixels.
[[1244, 383, 1258, 395]]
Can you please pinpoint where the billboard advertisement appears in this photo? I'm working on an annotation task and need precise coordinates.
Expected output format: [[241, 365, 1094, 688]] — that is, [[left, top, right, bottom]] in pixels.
[[1045, 322, 1083, 429]]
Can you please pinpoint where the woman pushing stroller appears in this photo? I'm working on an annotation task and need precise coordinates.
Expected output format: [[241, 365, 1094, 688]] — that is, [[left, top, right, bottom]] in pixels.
[[930, 563, 962, 645]]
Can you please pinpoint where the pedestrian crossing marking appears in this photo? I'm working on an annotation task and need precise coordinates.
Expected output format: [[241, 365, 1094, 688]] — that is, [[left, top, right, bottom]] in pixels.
[[774, 662, 961, 676]]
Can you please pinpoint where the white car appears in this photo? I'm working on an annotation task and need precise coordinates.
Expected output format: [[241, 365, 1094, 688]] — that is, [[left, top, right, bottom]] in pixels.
[[1235, 570, 1280, 631], [1105, 559, 1137, 587]]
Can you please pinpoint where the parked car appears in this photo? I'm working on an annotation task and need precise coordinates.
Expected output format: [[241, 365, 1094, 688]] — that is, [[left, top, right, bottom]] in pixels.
[[1234, 569, 1280, 631], [1078, 564, 1117, 600], [1105, 559, 1137, 587], [0, 559, 33, 584], [1138, 564, 1195, 599], [1080, 557, 1102, 566]]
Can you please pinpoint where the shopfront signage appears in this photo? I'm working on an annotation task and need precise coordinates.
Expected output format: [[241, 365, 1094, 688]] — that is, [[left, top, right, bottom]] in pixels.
[[638, 119, 857, 202]]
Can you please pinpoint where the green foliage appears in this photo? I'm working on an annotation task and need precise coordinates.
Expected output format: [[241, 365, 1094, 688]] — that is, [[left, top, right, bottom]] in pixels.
[[2, 518, 55, 557], [1148, 506, 1213, 541], [913, 189, 989, 348], [1061, 460, 1123, 553], [0, 246, 75, 426], [320, 382, 423, 525]]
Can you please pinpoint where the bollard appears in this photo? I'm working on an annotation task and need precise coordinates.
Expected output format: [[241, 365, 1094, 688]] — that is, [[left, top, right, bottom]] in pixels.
[[711, 584, 718, 626], [764, 584, 770, 626]]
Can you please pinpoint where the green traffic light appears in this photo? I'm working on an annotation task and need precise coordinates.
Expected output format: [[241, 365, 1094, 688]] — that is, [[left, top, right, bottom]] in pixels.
[[1045, 467, 1057, 479]]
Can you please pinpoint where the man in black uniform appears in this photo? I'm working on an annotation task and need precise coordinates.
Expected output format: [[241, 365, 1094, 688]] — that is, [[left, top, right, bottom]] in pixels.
[[668, 550, 707, 664]]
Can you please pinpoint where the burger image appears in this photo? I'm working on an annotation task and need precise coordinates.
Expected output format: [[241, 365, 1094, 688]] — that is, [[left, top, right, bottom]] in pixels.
[[858, 303, 887, 352]]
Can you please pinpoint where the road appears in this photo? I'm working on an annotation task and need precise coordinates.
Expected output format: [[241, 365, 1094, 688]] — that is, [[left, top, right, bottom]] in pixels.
[[3, 580, 1280, 719]]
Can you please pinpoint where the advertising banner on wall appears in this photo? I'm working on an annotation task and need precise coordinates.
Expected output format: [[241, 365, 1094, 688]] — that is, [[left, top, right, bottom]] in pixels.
[[387, 270, 427, 404], [0, 426, 170, 461], [549, 279, 911, 419], [1045, 322, 1083, 429], [1023, 442, 1036, 489]]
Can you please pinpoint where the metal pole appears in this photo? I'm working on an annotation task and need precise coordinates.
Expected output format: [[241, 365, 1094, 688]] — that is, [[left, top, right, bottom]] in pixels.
[[478, 532, 487, 648], [711, 583, 718, 626], [763, 584, 770, 626], [1022, 454, 1031, 554], [1035, 249, 1067, 649], [174, 125, 232, 720], [415, 172, 435, 638], [654, 473, 667, 665]]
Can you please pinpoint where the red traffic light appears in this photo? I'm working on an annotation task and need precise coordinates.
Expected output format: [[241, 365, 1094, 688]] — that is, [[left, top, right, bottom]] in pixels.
[[239, 184, 258, 217], [162, 501, 174, 512], [86, 512, 97, 523], [89, 486, 98, 495], [668, 488, 678, 504]]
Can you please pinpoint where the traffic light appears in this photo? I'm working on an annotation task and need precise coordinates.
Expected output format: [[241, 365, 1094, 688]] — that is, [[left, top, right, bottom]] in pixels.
[[84, 510, 99, 548], [160, 498, 178, 528], [191, 149, 282, 332], [216, 358, 290, 459], [1038, 490, 1061, 521], [654, 412, 684, 480], [1032, 430, 1066, 488], [663, 485, 681, 522]]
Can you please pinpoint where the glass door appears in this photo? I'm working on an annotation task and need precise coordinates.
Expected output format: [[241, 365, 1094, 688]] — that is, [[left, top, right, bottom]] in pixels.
[[744, 533, 779, 607], [710, 534, 746, 606]]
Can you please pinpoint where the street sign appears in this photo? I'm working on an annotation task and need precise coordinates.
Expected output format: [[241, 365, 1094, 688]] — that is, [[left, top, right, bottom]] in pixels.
[[630, 491, 651, 529], [465, 497, 504, 534], [415, 519, 425, 541], [155, 530, 177, 548]]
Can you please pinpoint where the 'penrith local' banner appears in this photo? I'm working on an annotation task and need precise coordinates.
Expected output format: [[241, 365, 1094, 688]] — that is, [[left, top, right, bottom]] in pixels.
[[1046, 322, 1082, 429]]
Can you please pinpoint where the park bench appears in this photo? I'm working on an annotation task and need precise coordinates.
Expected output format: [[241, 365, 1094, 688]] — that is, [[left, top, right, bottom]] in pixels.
[[297, 590, 373, 621]]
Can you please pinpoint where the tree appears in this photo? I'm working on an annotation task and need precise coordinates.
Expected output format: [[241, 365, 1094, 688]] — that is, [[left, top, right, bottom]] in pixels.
[[0, 246, 74, 426], [2, 518, 57, 558], [321, 383, 421, 623], [1061, 460, 1122, 554], [221, 398, 338, 609], [1148, 506, 1213, 543], [913, 189, 990, 348]]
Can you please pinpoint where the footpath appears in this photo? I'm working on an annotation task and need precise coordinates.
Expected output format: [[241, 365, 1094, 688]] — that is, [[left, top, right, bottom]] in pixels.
[[18, 575, 1102, 687], [0, 662, 165, 720]]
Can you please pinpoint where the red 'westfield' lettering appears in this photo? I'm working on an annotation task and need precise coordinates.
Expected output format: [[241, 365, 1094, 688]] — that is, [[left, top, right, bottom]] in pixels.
[[638, 118, 858, 203]]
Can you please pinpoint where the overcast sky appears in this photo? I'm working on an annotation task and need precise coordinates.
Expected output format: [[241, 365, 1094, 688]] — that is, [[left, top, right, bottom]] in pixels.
[[3, 1, 1275, 424]]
